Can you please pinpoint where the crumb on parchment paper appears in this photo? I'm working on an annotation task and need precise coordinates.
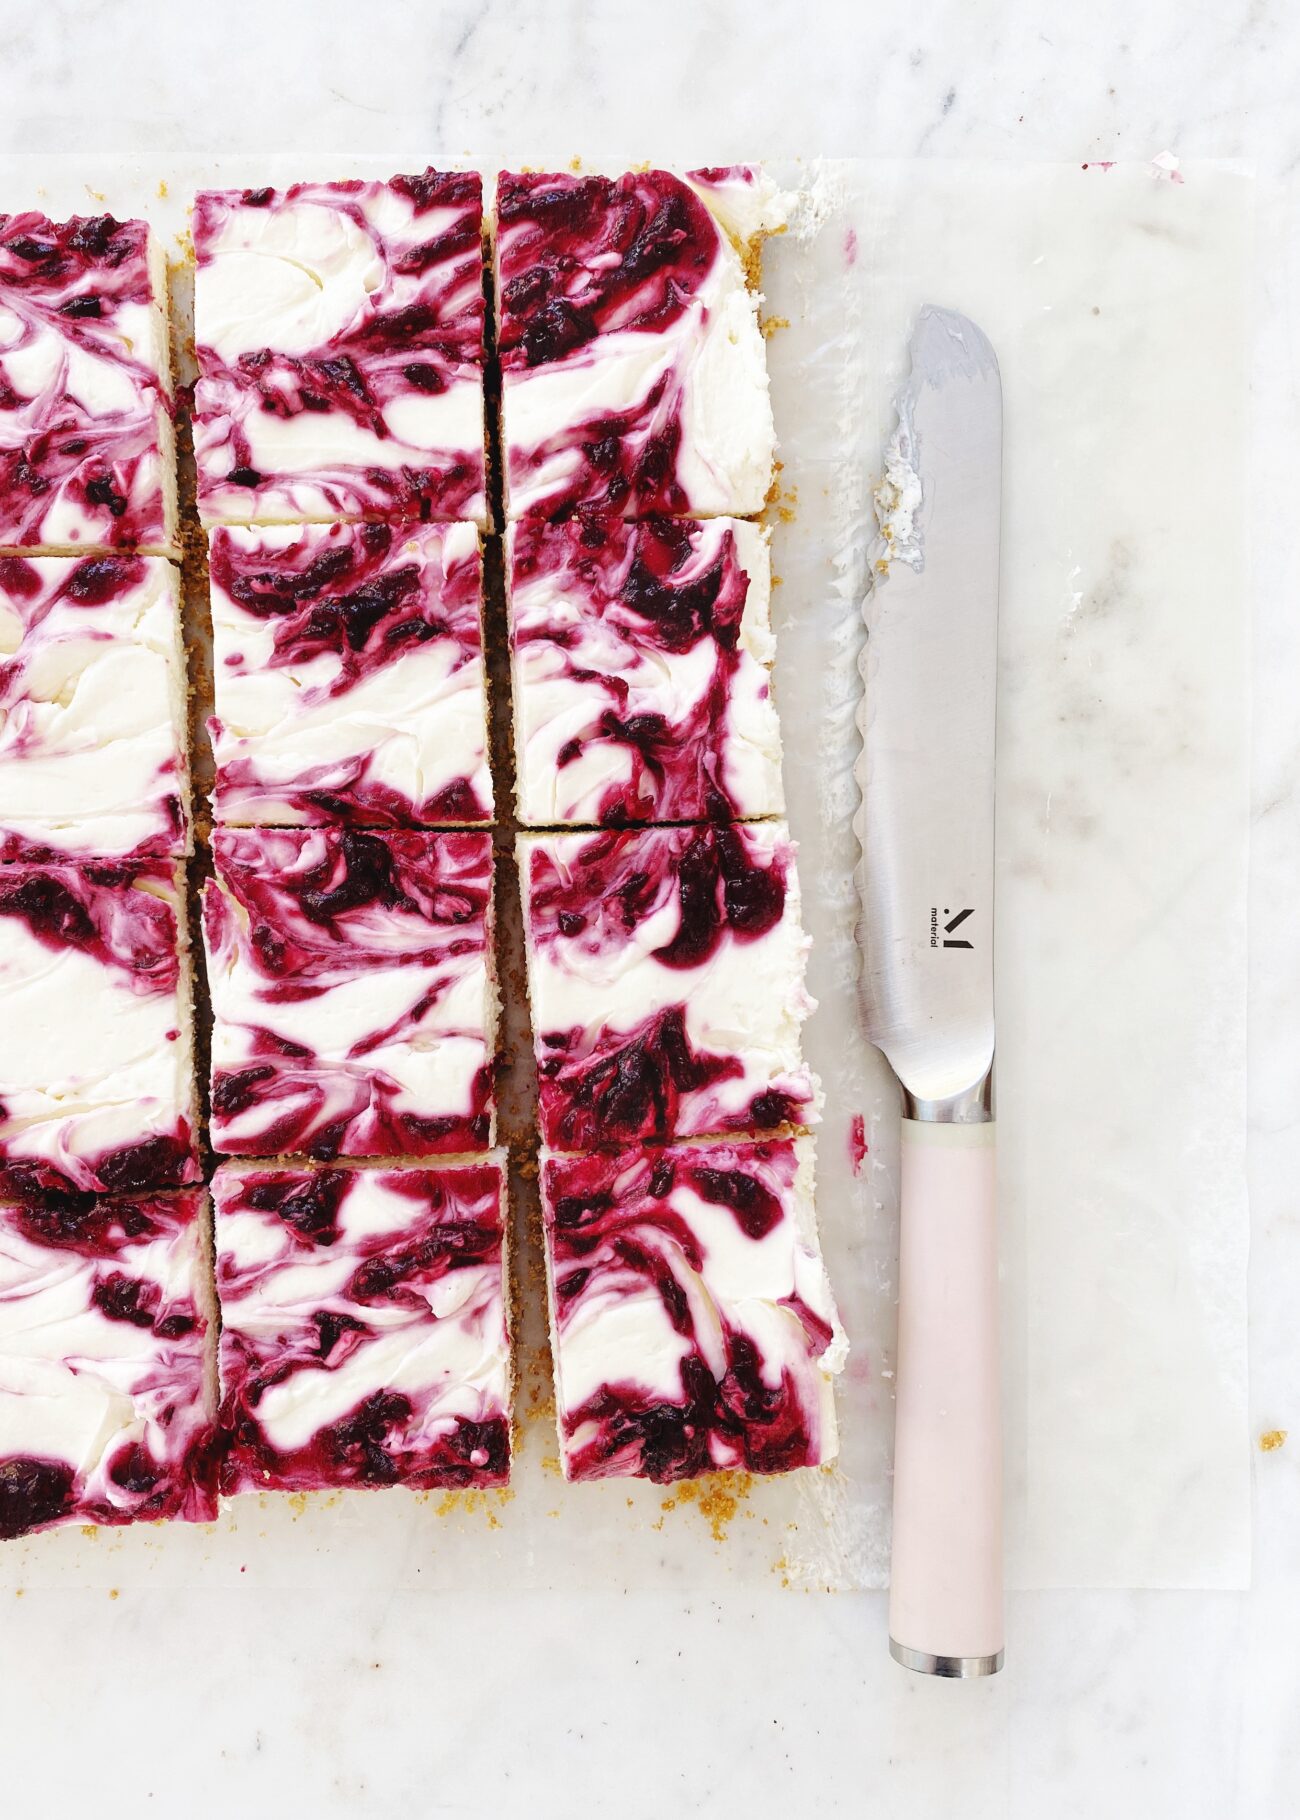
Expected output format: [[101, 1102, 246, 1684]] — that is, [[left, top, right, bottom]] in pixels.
[[654, 1471, 755, 1544], [1259, 1429, 1287, 1452]]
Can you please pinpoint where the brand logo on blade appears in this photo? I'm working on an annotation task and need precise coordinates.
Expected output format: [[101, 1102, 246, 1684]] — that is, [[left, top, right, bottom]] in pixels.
[[930, 907, 975, 950]]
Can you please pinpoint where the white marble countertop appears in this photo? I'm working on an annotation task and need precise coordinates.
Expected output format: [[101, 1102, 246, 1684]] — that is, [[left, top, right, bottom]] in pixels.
[[2, 4, 1297, 1813]]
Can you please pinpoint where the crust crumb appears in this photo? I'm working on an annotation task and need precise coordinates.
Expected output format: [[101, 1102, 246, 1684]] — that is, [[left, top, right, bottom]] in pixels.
[[762, 456, 785, 515], [738, 235, 764, 291], [432, 1485, 514, 1520], [1260, 1429, 1288, 1452], [657, 1470, 753, 1542], [765, 480, 798, 527]]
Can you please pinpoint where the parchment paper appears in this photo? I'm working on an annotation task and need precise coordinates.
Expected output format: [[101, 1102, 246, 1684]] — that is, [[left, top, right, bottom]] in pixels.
[[0, 156, 1250, 1593], [773, 158, 1252, 1590]]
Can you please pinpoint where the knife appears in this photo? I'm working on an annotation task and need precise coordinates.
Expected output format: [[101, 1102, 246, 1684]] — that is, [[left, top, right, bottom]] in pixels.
[[855, 304, 1004, 1676]]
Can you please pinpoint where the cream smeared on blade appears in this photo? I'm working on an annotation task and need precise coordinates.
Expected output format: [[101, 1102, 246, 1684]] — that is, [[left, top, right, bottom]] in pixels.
[[871, 397, 924, 578], [871, 306, 1001, 584]]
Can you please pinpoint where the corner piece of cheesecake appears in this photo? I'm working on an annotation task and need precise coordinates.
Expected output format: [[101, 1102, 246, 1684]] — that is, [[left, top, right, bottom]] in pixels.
[[209, 520, 491, 827], [0, 1189, 217, 1539], [0, 859, 199, 1205], [519, 821, 816, 1149], [508, 514, 783, 826], [495, 165, 784, 521], [212, 1155, 511, 1495], [540, 1135, 845, 1483], [0, 213, 176, 555], [193, 171, 488, 529], [0, 553, 190, 862], [203, 827, 496, 1160]]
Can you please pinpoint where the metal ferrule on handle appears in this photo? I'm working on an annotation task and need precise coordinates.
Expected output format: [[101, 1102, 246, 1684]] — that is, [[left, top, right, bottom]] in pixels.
[[889, 1109, 1003, 1676]]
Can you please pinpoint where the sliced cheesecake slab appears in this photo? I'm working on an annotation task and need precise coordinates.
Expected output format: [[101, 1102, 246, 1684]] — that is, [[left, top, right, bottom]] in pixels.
[[213, 1155, 511, 1495], [204, 828, 496, 1160], [193, 171, 487, 528], [508, 514, 783, 827], [496, 166, 783, 521], [209, 521, 490, 828], [519, 822, 816, 1150], [0, 553, 189, 862], [0, 1189, 216, 1539], [0, 213, 176, 554], [0, 859, 198, 1205], [540, 1135, 844, 1483]]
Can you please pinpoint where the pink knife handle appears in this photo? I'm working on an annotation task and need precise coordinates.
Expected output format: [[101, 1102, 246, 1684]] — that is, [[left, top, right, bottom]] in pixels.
[[889, 1117, 1004, 1675]]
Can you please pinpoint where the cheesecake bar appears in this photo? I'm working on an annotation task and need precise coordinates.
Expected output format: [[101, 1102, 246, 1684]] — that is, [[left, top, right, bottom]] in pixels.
[[0, 859, 198, 1205], [213, 1155, 511, 1494], [519, 822, 815, 1149], [0, 553, 189, 861], [0, 213, 176, 554], [209, 521, 490, 827], [508, 514, 783, 826], [0, 1189, 216, 1538], [204, 827, 495, 1159], [495, 166, 782, 520], [193, 171, 487, 528], [541, 1136, 844, 1483]]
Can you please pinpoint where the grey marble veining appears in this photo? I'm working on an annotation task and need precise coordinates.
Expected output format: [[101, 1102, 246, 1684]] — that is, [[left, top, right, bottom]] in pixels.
[[0, 0, 1294, 170], [1, 3, 1298, 1814]]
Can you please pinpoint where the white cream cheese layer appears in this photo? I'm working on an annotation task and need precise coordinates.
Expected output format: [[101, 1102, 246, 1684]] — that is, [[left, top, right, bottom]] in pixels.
[[683, 165, 791, 245], [206, 950, 492, 1144], [541, 1135, 845, 1481], [0, 555, 188, 858], [210, 523, 490, 826], [0, 1195, 215, 1523], [197, 201, 385, 363], [673, 262, 776, 516], [195, 380, 484, 491], [498, 171, 777, 520], [520, 823, 816, 1137], [502, 240, 775, 519], [0, 226, 175, 554], [0, 866, 195, 1186], [204, 829, 496, 1156], [509, 517, 783, 827], [195, 186, 480, 365], [193, 177, 487, 528], [213, 1160, 511, 1460]]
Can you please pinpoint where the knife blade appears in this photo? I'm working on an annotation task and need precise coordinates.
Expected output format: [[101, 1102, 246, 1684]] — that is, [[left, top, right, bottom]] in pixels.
[[856, 304, 1004, 1676]]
